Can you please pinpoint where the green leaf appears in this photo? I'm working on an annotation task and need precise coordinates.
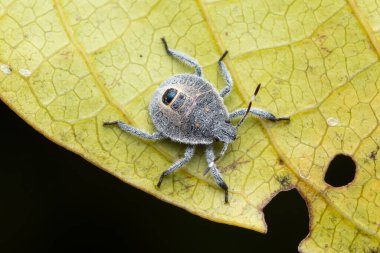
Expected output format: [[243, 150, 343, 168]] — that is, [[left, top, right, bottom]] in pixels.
[[1, 1, 380, 251]]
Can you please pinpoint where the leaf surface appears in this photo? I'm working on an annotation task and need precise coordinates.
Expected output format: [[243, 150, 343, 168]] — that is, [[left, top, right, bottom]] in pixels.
[[1, 0, 380, 251]]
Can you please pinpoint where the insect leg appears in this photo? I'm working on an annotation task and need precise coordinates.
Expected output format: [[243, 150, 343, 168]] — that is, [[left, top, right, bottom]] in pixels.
[[205, 145, 229, 203], [216, 142, 229, 161], [218, 51, 233, 98], [229, 108, 290, 122], [203, 142, 228, 176], [161, 37, 203, 77], [103, 121, 165, 140], [157, 145, 195, 187], [205, 142, 229, 171]]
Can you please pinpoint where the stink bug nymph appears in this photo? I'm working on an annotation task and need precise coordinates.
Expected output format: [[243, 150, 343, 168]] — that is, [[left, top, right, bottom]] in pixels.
[[104, 38, 289, 203]]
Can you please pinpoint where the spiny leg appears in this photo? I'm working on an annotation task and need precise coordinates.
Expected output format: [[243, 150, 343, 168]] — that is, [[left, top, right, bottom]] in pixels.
[[103, 121, 165, 140], [216, 142, 229, 162], [161, 37, 203, 77], [205, 145, 229, 203], [157, 145, 195, 187], [229, 108, 290, 122], [218, 51, 233, 98], [204, 142, 229, 176]]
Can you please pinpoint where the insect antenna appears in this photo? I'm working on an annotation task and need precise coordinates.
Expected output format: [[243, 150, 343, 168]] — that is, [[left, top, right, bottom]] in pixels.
[[236, 83, 261, 129]]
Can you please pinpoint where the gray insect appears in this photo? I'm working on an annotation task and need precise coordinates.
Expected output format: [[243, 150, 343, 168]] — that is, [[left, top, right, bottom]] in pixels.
[[104, 38, 289, 203]]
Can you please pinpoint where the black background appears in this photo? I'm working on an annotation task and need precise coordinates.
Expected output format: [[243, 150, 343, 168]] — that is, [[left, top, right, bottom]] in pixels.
[[0, 100, 309, 253]]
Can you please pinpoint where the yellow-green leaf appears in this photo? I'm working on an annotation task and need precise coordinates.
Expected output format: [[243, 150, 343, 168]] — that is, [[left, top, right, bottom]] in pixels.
[[1, 1, 380, 252]]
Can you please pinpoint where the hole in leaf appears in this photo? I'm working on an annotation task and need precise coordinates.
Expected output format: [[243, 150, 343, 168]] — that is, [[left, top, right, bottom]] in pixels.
[[324, 154, 356, 187], [264, 189, 310, 252]]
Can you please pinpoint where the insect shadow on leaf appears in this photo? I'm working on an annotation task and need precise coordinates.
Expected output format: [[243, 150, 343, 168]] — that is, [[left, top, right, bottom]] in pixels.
[[104, 37, 290, 203]]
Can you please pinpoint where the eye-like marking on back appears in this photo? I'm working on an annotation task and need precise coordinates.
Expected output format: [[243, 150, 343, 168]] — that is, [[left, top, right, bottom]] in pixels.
[[162, 88, 177, 105], [162, 87, 188, 111]]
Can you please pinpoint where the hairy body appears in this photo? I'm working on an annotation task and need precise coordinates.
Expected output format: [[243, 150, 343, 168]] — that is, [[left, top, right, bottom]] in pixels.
[[104, 38, 289, 203], [150, 74, 234, 145]]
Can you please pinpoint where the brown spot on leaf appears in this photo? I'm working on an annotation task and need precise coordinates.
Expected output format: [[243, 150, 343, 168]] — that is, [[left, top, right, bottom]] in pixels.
[[366, 247, 380, 253], [321, 46, 332, 54], [275, 174, 291, 189], [315, 34, 327, 43], [369, 146, 379, 161], [60, 49, 74, 60]]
